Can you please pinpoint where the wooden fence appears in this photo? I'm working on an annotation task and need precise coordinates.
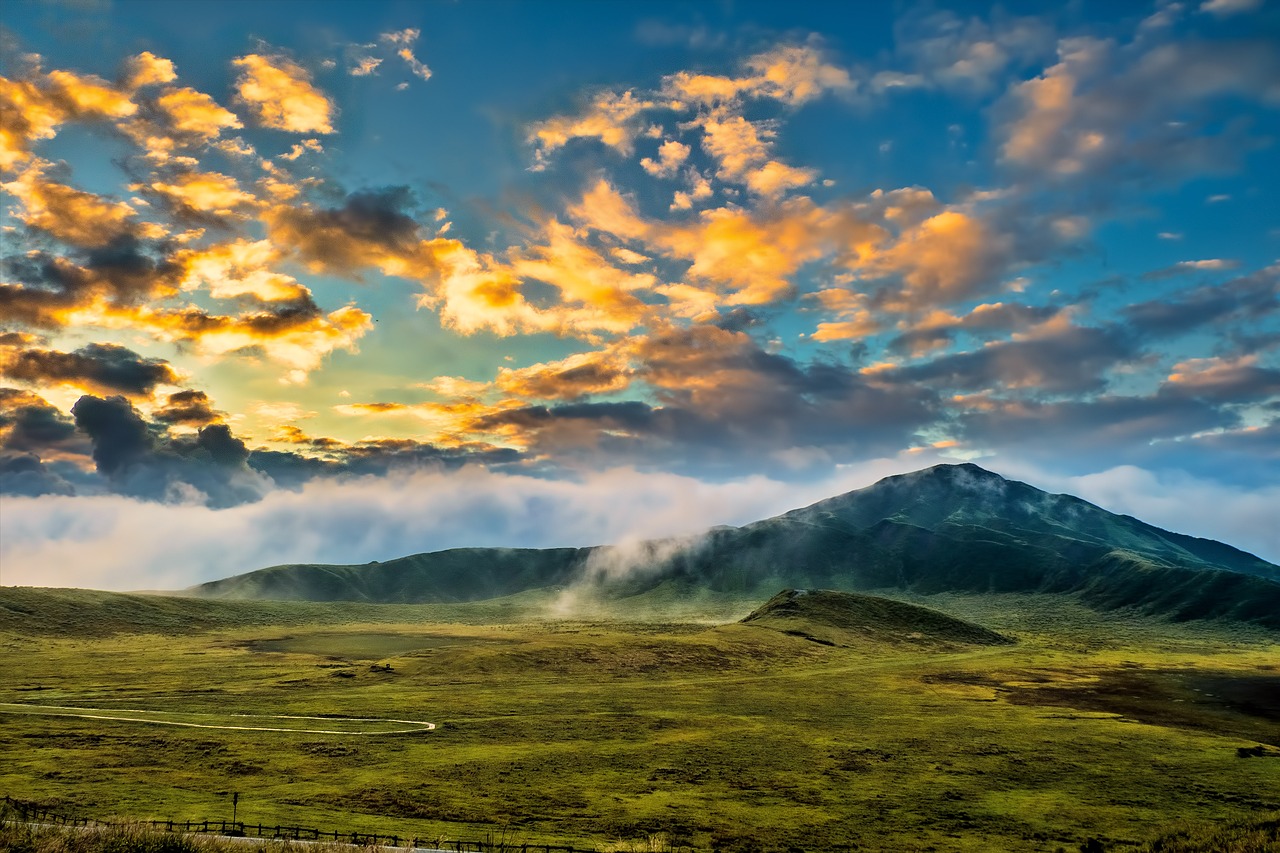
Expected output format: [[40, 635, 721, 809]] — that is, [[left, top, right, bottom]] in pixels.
[[2, 796, 592, 851]]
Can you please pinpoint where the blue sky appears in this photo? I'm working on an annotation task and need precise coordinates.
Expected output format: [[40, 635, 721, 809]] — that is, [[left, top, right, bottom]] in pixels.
[[1, 0, 1278, 588]]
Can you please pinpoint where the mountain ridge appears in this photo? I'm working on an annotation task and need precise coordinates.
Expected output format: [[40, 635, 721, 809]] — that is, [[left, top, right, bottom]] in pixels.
[[187, 463, 1280, 629]]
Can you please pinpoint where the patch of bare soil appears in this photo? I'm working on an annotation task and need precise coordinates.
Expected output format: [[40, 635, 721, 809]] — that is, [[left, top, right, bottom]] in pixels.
[[931, 668, 1280, 745]]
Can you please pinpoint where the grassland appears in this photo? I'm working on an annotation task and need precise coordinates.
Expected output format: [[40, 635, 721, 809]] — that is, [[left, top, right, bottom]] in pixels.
[[1, 587, 1277, 852]]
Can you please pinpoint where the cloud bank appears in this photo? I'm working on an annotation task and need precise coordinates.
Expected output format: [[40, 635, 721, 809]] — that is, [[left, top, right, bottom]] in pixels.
[[2, 458, 1276, 593]]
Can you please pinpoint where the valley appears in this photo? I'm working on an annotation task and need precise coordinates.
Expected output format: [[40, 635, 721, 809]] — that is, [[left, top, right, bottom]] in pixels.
[[2, 586, 1276, 852]]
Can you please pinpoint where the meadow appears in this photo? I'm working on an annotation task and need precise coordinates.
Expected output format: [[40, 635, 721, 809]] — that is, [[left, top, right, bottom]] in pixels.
[[1, 588, 1277, 852]]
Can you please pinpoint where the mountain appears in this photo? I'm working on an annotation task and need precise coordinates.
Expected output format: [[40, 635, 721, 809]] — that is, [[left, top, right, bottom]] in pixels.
[[187, 463, 1280, 629], [739, 589, 1015, 649]]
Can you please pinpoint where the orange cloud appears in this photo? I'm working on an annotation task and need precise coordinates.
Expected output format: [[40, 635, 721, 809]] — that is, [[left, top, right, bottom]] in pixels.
[[809, 289, 881, 342], [149, 171, 257, 216], [658, 201, 829, 305], [640, 139, 691, 178], [123, 52, 177, 89], [121, 301, 373, 385], [45, 69, 136, 119], [2, 163, 140, 246], [870, 209, 1013, 310], [528, 89, 654, 165], [232, 54, 335, 134], [663, 44, 852, 107], [495, 349, 633, 401], [0, 75, 67, 170], [155, 86, 242, 138], [177, 239, 309, 302]]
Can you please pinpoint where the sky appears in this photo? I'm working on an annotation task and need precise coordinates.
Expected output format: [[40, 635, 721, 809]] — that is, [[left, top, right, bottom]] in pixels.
[[1, 0, 1279, 590]]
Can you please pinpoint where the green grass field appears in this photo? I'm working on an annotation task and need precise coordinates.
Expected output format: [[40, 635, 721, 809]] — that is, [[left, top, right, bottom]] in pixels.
[[1, 588, 1277, 852]]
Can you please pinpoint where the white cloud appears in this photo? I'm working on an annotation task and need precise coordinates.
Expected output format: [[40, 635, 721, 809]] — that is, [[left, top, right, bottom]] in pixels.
[[0, 460, 920, 591], [1200, 0, 1262, 17], [988, 461, 1280, 565], [3, 456, 1274, 593]]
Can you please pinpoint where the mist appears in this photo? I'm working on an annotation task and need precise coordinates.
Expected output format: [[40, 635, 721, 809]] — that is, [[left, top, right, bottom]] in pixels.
[[2, 455, 1276, 592]]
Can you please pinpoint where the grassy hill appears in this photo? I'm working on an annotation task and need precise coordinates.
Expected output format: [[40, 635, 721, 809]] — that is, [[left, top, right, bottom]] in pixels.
[[739, 588, 1014, 649], [185, 463, 1280, 630]]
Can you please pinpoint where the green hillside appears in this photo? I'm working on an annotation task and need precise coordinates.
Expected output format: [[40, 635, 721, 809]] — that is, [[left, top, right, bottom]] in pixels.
[[739, 588, 1014, 649], [185, 464, 1280, 630]]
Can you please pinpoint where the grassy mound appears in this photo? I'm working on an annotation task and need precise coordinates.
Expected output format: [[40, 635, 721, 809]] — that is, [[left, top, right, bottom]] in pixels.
[[740, 588, 1015, 649]]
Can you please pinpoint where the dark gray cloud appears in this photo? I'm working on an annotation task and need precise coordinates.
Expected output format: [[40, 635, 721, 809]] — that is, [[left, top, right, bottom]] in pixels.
[[0, 451, 77, 497], [266, 185, 424, 275], [890, 324, 1136, 394], [468, 328, 937, 477], [70, 394, 156, 476], [0, 388, 90, 457], [2, 342, 179, 395], [0, 237, 183, 329], [68, 394, 268, 506], [1124, 265, 1280, 338], [956, 394, 1237, 465], [887, 303, 1063, 357], [995, 34, 1280, 188], [153, 389, 222, 425]]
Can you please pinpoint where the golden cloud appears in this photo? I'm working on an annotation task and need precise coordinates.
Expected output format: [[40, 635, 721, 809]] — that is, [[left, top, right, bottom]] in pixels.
[[2, 163, 140, 246], [0, 75, 67, 171], [155, 86, 242, 138], [232, 54, 335, 134], [177, 239, 309, 302], [495, 349, 634, 401], [528, 89, 654, 164], [46, 69, 137, 119], [123, 52, 178, 89], [150, 171, 257, 216]]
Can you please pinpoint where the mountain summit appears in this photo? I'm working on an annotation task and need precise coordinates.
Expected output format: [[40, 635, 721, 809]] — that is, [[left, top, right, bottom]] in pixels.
[[188, 464, 1280, 629]]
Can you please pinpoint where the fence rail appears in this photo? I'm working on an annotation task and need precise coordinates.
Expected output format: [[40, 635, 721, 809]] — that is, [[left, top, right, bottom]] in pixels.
[[2, 796, 594, 852]]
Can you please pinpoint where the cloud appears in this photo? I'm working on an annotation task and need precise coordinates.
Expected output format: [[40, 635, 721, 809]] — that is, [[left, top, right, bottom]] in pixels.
[[955, 394, 1235, 465], [69, 393, 270, 506], [885, 302, 1062, 357], [0, 458, 927, 590], [1140, 258, 1241, 280], [123, 52, 177, 89], [495, 349, 633, 401], [232, 53, 336, 134], [1123, 264, 1279, 337], [893, 318, 1138, 395], [662, 44, 853, 107], [528, 89, 654, 164], [0, 341, 180, 396], [147, 169, 257, 217], [0, 238, 183, 329], [153, 389, 222, 426], [889, 8, 1054, 94], [349, 56, 382, 77], [640, 139, 691, 178], [1200, 0, 1263, 17], [996, 33, 1280, 184], [153, 86, 242, 139], [4, 457, 1276, 592], [1161, 355, 1280, 402], [0, 387, 91, 460], [265, 185, 427, 276], [2, 163, 140, 246]]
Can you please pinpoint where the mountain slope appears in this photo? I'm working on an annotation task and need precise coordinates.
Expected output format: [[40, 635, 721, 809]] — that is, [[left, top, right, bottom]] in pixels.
[[188, 464, 1280, 629]]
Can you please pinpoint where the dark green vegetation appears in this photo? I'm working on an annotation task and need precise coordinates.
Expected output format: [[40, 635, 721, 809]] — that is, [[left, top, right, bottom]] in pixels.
[[2, 585, 1277, 852], [188, 464, 1280, 630]]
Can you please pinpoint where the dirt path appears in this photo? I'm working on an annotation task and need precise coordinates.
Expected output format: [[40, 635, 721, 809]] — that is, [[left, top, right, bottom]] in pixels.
[[0, 702, 435, 735]]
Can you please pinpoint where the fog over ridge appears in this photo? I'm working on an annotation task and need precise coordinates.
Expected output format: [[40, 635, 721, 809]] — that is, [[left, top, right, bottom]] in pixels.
[[2, 456, 1276, 592]]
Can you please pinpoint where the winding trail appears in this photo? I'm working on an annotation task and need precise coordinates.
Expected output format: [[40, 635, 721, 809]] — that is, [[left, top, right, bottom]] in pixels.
[[0, 703, 435, 735]]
